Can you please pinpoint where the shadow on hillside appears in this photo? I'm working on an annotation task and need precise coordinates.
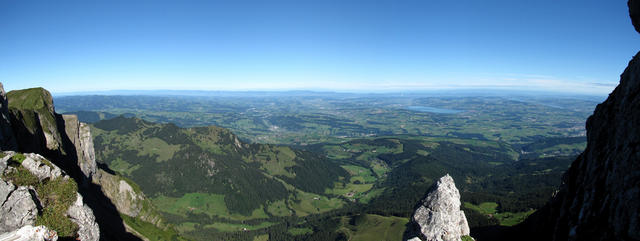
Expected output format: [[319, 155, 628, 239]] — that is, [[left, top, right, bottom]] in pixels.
[[55, 115, 142, 241]]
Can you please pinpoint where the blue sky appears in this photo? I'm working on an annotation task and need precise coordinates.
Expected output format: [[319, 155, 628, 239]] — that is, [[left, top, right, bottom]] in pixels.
[[0, 0, 637, 95]]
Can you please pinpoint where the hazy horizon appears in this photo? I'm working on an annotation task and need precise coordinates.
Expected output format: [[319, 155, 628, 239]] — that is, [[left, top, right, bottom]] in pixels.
[[2, 1, 636, 95]]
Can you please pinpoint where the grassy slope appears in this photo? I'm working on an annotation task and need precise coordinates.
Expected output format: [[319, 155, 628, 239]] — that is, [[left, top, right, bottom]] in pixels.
[[338, 214, 409, 241], [463, 202, 535, 226], [91, 116, 349, 236]]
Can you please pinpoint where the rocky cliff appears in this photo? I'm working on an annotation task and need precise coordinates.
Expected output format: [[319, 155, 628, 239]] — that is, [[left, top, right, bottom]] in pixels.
[[0, 83, 171, 240], [93, 169, 165, 228], [518, 1, 640, 240], [0, 152, 99, 240], [0, 83, 16, 151], [407, 174, 471, 241], [5, 87, 97, 182], [62, 114, 97, 180], [6, 88, 64, 156]]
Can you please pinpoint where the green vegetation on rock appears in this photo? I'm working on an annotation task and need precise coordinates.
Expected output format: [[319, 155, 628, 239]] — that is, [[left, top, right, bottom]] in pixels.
[[2, 162, 79, 238]]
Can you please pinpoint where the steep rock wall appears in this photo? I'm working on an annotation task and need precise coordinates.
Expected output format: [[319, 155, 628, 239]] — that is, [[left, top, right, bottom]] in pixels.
[[520, 2, 640, 240]]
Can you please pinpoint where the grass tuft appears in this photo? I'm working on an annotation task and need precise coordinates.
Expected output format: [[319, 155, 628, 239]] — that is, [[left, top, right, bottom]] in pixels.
[[9, 153, 26, 166], [462, 235, 474, 241]]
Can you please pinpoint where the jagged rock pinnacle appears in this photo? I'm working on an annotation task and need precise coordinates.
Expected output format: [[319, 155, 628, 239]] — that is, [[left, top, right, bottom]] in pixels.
[[409, 174, 471, 241]]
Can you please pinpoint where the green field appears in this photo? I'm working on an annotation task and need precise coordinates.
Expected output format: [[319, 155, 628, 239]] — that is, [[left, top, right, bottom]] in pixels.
[[289, 191, 344, 216], [204, 222, 275, 232], [463, 202, 536, 226], [152, 193, 268, 221], [338, 214, 409, 241]]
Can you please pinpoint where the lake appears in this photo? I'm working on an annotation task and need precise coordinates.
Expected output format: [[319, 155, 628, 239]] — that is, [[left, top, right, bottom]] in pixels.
[[406, 106, 463, 114]]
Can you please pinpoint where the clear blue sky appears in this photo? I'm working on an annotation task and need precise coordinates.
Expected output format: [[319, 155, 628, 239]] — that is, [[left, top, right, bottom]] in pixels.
[[0, 0, 637, 95]]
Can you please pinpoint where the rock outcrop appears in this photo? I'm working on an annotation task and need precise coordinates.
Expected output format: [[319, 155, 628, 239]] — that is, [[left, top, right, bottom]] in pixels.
[[94, 170, 143, 217], [0, 225, 58, 241], [0, 84, 16, 151], [62, 115, 97, 180], [0, 181, 37, 233], [67, 194, 99, 241], [93, 169, 165, 228], [20, 153, 63, 181], [408, 174, 471, 241], [0, 152, 99, 241], [520, 1, 640, 240], [6, 88, 64, 156]]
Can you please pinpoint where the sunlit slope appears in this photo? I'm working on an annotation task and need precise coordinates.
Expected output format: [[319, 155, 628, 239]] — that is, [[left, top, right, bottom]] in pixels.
[[90, 116, 348, 236]]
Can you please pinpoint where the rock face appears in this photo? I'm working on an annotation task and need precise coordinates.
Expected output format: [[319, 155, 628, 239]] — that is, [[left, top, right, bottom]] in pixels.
[[67, 194, 99, 241], [94, 169, 143, 217], [408, 174, 470, 241], [0, 181, 37, 233], [6, 88, 64, 156], [4, 86, 97, 183], [0, 225, 58, 241], [93, 169, 165, 229], [62, 115, 97, 180], [521, 2, 640, 240], [0, 84, 16, 151]]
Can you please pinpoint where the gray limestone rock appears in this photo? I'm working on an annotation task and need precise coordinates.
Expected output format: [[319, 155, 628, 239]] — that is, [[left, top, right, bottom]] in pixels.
[[0, 152, 13, 174], [20, 153, 63, 181], [93, 169, 142, 217], [410, 174, 470, 241], [67, 194, 99, 241], [0, 225, 58, 241], [0, 186, 37, 233], [0, 180, 15, 211], [62, 115, 97, 180]]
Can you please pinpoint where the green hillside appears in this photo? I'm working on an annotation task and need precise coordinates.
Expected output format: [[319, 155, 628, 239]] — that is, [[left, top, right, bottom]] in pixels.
[[91, 116, 349, 239]]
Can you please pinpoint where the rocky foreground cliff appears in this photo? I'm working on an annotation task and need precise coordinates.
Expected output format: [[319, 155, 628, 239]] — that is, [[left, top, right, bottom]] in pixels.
[[0, 84, 165, 240], [0, 152, 99, 240]]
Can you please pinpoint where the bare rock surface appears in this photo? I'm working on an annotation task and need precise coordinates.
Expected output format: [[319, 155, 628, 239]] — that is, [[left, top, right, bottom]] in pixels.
[[0, 225, 58, 241], [408, 174, 470, 241], [20, 153, 63, 181], [67, 194, 99, 241], [62, 114, 97, 179], [0, 184, 37, 233]]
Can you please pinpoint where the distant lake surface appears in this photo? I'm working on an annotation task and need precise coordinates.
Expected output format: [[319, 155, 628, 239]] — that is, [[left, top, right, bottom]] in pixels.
[[406, 106, 463, 114]]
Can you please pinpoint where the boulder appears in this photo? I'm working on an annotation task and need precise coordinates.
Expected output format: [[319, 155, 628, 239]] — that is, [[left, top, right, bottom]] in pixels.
[[20, 153, 63, 181]]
